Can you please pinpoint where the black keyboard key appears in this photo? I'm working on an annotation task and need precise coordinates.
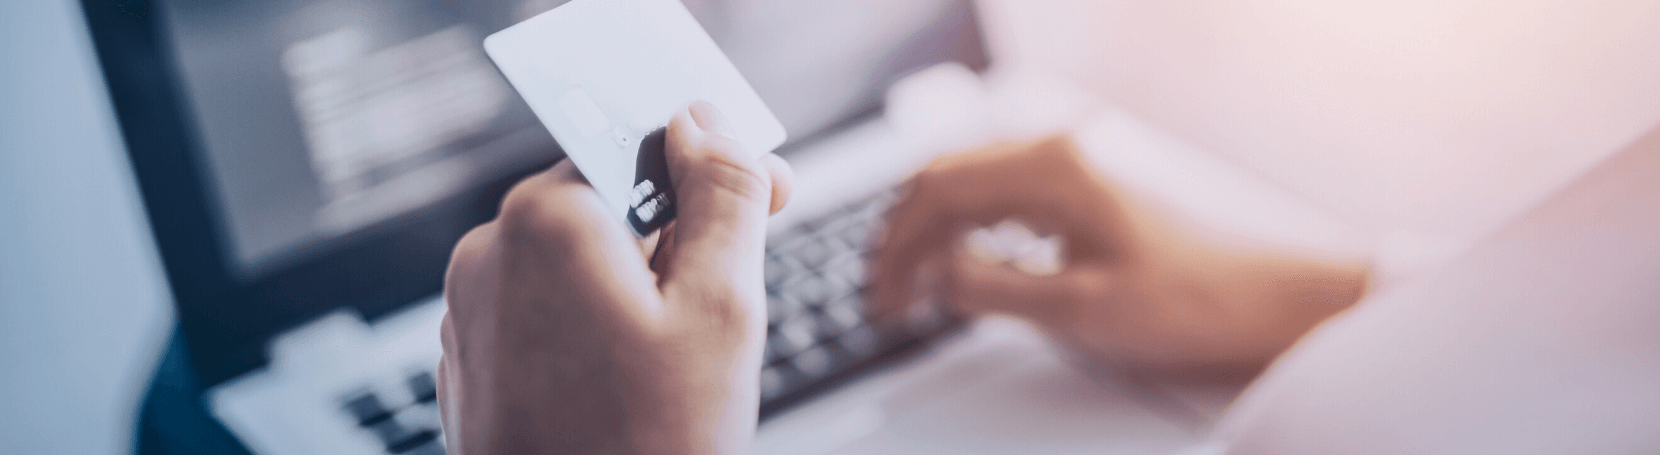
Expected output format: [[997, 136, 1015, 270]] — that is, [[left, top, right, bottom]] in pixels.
[[837, 326, 879, 357], [764, 338, 788, 364], [362, 410, 445, 454], [342, 393, 394, 427], [820, 301, 864, 335], [366, 418, 413, 447], [766, 293, 800, 325], [769, 319, 815, 359], [388, 429, 441, 454], [838, 220, 873, 249], [340, 382, 448, 454], [790, 346, 834, 378], [764, 255, 793, 288], [407, 372, 438, 404], [759, 367, 786, 399], [792, 239, 836, 268], [822, 256, 866, 288], [786, 278, 835, 309]]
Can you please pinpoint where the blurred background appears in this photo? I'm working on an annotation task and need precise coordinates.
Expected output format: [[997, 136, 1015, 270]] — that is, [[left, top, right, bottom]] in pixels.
[[4, 0, 1659, 453]]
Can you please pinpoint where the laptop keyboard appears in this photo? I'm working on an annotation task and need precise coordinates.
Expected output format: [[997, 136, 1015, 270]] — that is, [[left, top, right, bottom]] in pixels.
[[328, 192, 952, 453], [340, 371, 445, 455], [759, 190, 953, 413]]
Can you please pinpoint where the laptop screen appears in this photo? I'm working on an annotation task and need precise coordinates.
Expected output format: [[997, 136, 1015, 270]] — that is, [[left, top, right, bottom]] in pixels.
[[89, 0, 984, 384], [158, 0, 987, 280]]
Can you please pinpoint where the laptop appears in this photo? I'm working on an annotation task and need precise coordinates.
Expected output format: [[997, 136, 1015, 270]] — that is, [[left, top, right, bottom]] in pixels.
[[82, 1, 995, 453]]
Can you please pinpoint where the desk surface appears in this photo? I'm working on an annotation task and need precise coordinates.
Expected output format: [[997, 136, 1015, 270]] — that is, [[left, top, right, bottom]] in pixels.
[[755, 317, 1240, 455]]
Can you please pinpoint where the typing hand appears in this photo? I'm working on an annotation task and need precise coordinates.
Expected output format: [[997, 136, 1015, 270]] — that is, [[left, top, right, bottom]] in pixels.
[[871, 135, 1368, 377], [438, 102, 791, 455]]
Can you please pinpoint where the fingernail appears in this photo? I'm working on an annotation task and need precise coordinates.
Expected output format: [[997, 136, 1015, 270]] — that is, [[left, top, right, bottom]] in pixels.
[[688, 101, 737, 139]]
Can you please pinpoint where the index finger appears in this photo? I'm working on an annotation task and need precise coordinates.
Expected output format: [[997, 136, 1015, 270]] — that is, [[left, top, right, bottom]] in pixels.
[[868, 136, 1120, 318], [868, 147, 1033, 319], [868, 175, 956, 319]]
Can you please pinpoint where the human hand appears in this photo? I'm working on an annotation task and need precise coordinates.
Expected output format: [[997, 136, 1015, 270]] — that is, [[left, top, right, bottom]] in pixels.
[[872, 135, 1369, 377], [437, 102, 792, 455]]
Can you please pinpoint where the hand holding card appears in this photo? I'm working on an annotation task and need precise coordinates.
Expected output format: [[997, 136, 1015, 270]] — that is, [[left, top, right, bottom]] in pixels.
[[439, 102, 789, 455], [484, 0, 788, 236]]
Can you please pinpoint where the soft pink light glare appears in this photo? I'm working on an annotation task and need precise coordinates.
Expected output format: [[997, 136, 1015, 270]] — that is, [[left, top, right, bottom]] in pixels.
[[982, 0, 1660, 244]]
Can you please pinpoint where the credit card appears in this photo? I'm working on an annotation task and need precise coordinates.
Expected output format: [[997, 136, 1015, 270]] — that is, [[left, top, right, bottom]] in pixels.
[[484, 0, 788, 236]]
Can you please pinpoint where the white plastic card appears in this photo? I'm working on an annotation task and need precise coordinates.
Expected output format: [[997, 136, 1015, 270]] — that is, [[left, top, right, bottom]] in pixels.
[[484, 0, 787, 235]]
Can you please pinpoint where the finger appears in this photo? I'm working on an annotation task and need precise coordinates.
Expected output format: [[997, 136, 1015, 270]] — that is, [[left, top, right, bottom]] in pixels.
[[926, 136, 1123, 236], [871, 136, 1124, 319], [761, 153, 793, 215], [445, 221, 500, 296], [689, 100, 738, 138], [946, 247, 1107, 329], [648, 222, 677, 277], [541, 157, 664, 262], [496, 160, 665, 318], [660, 102, 774, 320], [869, 165, 969, 318], [638, 229, 663, 261]]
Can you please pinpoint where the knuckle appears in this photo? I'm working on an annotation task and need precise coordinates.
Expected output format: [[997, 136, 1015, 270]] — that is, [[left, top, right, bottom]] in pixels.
[[1033, 134, 1081, 157], [450, 223, 490, 260], [447, 223, 496, 275], [911, 162, 944, 188], [907, 160, 968, 209], [495, 174, 545, 224], [443, 225, 498, 319], [1031, 135, 1089, 169], [910, 160, 955, 197], [497, 178, 586, 246], [689, 142, 771, 203], [920, 151, 971, 177]]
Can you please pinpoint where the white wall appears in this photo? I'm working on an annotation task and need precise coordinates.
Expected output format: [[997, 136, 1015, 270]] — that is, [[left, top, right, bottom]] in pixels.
[[0, 0, 176, 453], [981, 0, 1660, 247]]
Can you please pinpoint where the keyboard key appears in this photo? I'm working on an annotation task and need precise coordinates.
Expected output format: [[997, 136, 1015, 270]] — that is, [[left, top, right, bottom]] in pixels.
[[340, 380, 449, 454], [781, 318, 818, 347], [753, 189, 951, 413], [759, 367, 785, 399], [822, 302, 864, 334], [812, 311, 844, 338], [763, 256, 793, 288], [838, 326, 878, 357], [342, 393, 393, 427], [400, 440, 446, 455], [792, 239, 835, 268], [786, 278, 835, 309], [838, 221, 872, 249], [366, 418, 413, 447], [387, 429, 440, 454], [407, 372, 438, 404], [769, 319, 815, 358], [823, 256, 866, 287], [765, 294, 799, 325], [764, 336, 788, 364], [791, 346, 834, 378]]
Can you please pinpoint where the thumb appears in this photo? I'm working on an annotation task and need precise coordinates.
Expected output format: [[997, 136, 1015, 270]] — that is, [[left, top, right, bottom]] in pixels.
[[661, 101, 774, 308]]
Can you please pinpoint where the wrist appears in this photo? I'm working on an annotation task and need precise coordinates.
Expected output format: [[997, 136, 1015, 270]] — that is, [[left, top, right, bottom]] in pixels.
[[625, 356, 759, 455]]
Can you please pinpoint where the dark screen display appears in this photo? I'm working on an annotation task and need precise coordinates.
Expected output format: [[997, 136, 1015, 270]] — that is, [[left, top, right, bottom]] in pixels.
[[159, 0, 984, 280]]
